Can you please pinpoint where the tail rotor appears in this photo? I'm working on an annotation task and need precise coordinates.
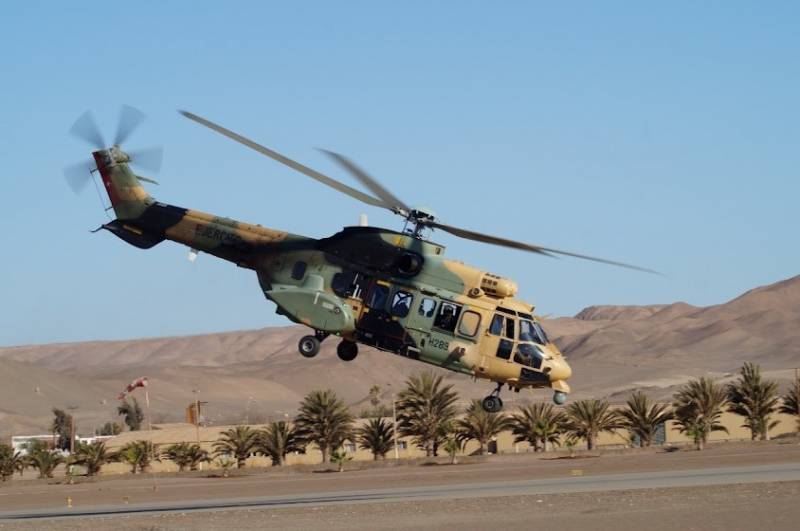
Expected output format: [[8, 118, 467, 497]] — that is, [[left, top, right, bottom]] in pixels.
[[63, 105, 163, 194]]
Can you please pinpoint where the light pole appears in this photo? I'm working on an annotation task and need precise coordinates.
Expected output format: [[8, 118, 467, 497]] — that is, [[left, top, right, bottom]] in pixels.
[[245, 396, 254, 425], [67, 405, 78, 454], [386, 384, 399, 460]]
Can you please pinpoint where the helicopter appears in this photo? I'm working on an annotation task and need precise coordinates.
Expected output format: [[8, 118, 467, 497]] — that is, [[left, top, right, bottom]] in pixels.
[[64, 107, 655, 412]]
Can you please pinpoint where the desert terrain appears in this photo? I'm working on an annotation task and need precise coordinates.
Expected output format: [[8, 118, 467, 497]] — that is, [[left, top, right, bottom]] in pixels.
[[1, 441, 799, 529], [1, 275, 798, 436]]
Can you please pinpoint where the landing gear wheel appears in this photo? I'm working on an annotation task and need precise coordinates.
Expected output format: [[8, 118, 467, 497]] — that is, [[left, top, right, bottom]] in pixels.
[[553, 391, 568, 405], [298, 335, 321, 358], [481, 395, 503, 413], [337, 340, 358, 361]]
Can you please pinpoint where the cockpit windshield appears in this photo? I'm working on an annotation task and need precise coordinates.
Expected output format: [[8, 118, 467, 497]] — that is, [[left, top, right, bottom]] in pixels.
[[519, 320, 549, 345]]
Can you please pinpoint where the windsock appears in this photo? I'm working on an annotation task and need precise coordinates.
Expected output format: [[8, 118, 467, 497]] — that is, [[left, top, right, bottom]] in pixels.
[[118, 377, 149, 400]]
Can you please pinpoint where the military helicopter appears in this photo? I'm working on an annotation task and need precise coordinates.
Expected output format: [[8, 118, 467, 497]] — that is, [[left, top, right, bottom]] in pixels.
[[64, 107, 655, 412]]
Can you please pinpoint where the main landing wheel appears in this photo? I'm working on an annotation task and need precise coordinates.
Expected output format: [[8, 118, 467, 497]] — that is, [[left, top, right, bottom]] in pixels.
[[482, 395, 503, 413], [337, 340, 358, 362], [553, 391, 568, 405], [298, 335, 321, 358]]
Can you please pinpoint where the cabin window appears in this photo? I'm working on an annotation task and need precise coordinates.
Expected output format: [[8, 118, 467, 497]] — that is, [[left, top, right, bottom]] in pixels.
[[291, 261, 307, 280], [367, 284, 390, 310], [434, 301, 462, 333], [418, 298, 437, 318], [489, 314, 504, 335], [514, 343, 544, 369], [496, 339, 513, 360], [390, 290, 414, 317], [458, 310, 481, 337]]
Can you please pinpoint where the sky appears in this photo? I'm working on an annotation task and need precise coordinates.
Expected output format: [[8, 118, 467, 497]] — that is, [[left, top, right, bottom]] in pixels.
[[0, 1, 798, 346]]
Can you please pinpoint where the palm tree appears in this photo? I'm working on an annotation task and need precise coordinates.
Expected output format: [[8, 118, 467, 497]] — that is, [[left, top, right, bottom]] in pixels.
[[564, 399, 621, 451], [186, 444, 210, 471], [455, 399, 510, 455], [396, 371, 459, 457], [213, 426, 259, 469], [356, 418, 394, 460], [117, 398, 144, 432], [443, 436, 462, 465], [619, 391, 673, 447], [71, 441, 112, 476], [259, 421, 304, 466], [672, 377, 728, 450], [51, 408, 74, 451], [0, 443, 26, 481], [116, 440, 156, 474], [727, 362, 780, 440], [163, 442, 198, 472], [294, 390, 354, 464], [25, 440, 64, 479], [510, 402, 566, 452], [780, 376, 800, 432]]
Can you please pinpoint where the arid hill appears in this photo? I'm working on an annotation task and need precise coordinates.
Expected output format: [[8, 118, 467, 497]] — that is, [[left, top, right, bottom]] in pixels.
[[1, 275, 798, 436]]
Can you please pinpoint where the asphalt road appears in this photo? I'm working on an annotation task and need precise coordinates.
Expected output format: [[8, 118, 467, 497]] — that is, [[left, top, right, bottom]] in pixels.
[[3, 461, 799, 521]]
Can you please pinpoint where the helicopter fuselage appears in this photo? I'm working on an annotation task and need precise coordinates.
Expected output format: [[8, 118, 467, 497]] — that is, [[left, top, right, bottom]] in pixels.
[[100, 180, 572, 401]]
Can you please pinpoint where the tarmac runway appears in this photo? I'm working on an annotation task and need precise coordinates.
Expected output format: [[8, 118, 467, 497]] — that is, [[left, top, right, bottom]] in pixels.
[[3, 461, 799, 521]]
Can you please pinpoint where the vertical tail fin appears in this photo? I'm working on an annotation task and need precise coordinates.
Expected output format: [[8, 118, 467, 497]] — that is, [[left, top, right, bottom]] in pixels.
[[93, 147, 153, 220]]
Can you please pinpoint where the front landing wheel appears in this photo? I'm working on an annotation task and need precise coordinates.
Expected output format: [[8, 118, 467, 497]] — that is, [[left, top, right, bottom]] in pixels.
[[298, 335, 321, 358], [481, 395, 503, 413], [337, 340, 358, 361], [553, 391, 568, 405]]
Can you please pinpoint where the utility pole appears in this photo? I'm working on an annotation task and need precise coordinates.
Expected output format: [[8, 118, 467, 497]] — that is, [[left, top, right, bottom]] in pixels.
[[67, 405, 78, 454], [392, 391, 399, 460], [193, 388, 202, 470]]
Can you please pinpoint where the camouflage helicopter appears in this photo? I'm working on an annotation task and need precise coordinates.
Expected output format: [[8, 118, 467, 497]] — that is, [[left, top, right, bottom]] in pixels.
[[64, 107, 655, 412]]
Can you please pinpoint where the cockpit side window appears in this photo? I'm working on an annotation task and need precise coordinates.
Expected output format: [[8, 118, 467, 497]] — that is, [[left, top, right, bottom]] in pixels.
[[489, 314, 504, 335], [505, 317, 515, 340]]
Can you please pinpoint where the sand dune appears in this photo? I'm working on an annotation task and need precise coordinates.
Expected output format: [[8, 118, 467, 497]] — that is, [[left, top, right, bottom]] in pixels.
[[1, 275, 797, 436]]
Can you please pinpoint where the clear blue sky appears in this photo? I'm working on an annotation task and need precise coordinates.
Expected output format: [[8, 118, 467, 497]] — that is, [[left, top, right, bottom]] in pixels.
[[1, 1, 797, 346]]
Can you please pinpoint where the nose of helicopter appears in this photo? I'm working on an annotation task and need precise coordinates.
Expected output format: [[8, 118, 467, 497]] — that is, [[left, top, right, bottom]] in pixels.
[[548, 356, 572, 382]]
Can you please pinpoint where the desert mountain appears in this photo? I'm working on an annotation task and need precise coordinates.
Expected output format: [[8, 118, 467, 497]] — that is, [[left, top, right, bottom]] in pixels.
[[1, 275, 798, 436]]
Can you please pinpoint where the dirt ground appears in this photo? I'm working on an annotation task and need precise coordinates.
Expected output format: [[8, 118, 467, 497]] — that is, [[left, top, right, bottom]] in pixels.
[[1, 481, 798, 531], [1, 441, 799, 530]]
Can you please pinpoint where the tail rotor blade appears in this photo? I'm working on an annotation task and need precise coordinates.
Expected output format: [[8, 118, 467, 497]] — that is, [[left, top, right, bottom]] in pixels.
[[128, 146, 163, 173], [114, 105, 146, 146], [63, 160, 97, 194], [69, 111, 106, 150]]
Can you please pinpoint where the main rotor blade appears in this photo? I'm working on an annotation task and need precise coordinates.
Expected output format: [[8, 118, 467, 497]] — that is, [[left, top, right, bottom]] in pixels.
[[179, 110, 386, 209], [63, 160, 97, 194], [427, 221, 660, 274], [114, 105, 146, 146], [320, 150, 410, 215], [69, 111, 106, 150], [128, 146, 164, 173]]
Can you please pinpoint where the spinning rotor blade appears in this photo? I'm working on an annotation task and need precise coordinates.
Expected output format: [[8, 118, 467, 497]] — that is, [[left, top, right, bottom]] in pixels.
[[320, 150, 410, 215], [69, 110, 106, 150], [127, 146, 164, 173], [179, 110, 385, 209], [114, 105, 146, 146], [426, 220, 660, 274], [63, 160, 97, 194]]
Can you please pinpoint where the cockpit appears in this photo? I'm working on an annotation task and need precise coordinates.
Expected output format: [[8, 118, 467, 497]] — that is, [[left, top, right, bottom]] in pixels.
[[487, 308, 552, 370]]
